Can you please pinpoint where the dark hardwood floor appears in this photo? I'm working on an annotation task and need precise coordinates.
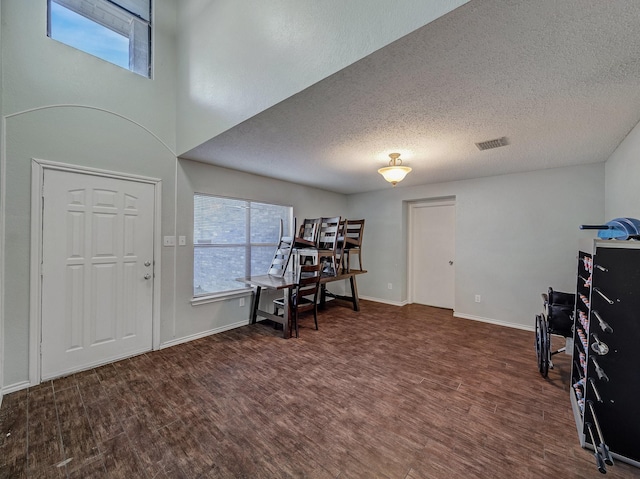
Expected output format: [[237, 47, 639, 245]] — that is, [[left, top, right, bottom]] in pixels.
[[1, 302, 638, 478]]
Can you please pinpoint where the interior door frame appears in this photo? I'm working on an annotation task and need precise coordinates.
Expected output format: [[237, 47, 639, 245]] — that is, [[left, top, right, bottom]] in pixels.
[[29, 159, 162, 385], [407, 197, 456, 306]]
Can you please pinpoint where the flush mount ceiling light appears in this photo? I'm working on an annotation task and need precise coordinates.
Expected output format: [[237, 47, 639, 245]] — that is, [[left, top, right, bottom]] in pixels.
[[378, 152, 412, 186]]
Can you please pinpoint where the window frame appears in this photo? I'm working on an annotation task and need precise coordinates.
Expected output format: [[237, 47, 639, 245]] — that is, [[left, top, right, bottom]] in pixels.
[[46, 0, 153, 78], [192, 193, 293, 301]]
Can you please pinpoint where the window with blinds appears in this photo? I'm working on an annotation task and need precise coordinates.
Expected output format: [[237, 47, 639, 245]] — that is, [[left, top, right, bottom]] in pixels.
[[193, 194, 292, 297], [47, 0, 152, 77]]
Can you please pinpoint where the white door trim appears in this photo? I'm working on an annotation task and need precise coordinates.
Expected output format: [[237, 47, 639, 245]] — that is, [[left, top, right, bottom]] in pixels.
[[29, 159, 162, 385], [407, 197, 456, 305]]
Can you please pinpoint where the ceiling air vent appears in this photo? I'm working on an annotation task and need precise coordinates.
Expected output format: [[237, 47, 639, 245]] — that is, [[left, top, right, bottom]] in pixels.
[[475, 137, 508, 151]]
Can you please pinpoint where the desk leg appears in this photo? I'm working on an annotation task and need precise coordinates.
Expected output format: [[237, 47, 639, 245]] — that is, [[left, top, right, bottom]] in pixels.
[[349, 275, 360, 312], [283, 287, 291, 339], [251, 287, 261, 324]]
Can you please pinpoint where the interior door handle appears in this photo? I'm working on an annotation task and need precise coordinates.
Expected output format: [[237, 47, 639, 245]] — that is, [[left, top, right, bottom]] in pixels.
[[449, 260, 454, 265], [144, 274, 152, 280]]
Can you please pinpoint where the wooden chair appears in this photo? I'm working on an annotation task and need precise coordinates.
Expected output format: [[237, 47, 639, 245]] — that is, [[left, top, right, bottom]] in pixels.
[[316, 216, 341, 276], [335, 218, 347, 274], [267, 219, 295, 277], [274, 262, 322, 337], [341, 219, 365, 272], [294, 218, 321, 248]]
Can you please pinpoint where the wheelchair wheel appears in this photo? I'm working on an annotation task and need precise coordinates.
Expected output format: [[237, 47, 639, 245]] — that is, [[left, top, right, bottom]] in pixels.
[[535, 314, 550, 378], [535, 314, 543, 371], [540, 327, 550, 378]]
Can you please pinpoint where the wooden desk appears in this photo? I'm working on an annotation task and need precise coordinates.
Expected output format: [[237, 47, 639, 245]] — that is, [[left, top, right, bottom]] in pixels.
[[236, 273, 296, 338], [320, 270, 367, 312], [237, 269, 367, 338], [293, 248, 366, 310]]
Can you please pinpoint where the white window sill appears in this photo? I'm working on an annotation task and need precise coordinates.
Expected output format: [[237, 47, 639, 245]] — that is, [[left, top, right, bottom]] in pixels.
[[191, 288, 253, 306]]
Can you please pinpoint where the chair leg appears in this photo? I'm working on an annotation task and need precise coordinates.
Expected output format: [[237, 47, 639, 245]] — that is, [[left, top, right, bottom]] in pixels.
[[273, 304, 278, 329], [290, 312, 296, 338], [313, 306, 318, 330]]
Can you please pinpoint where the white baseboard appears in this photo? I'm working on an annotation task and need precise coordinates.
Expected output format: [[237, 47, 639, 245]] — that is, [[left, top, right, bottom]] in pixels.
[[453, 312, 534, 332], [159, 319, 251, 349], [359, 295, 408, 307], [2, 380, 31, 395]]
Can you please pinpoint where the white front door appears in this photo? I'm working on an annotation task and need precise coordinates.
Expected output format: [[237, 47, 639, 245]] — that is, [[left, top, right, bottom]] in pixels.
[[41, 169, 155, 380], [410, 202, 455, 309]]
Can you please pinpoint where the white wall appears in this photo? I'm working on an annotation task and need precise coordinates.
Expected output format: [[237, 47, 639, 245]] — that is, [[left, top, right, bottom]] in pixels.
[[175, 0, 468, 155], [605, 119, 640, 219], [2, 1, 177, 149], [0, 0, 4, 401], [347, 163, 605, 329], [1, 0, 179, 388], [172, 159, 347, 344]]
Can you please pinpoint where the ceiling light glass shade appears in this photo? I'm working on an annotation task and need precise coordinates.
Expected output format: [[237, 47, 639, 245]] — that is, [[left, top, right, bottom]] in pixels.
[[378, 153, 412, 186]]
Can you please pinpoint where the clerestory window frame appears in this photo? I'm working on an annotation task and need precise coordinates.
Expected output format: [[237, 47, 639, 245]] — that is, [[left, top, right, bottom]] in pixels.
[[47, 0, 152, 78]]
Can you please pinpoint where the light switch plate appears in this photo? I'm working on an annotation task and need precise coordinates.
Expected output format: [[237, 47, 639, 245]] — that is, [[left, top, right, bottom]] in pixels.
[[163, 236, 176, 247], [178, 236, 186, 246]]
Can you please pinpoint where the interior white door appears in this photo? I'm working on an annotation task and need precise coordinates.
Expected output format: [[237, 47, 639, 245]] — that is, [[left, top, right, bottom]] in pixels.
[[410, 203, 455, 309], [41, 169, 155, 380]]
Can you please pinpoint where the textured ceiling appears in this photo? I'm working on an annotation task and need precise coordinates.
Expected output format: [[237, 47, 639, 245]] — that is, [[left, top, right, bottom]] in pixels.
[[181, 0, 640, 194]]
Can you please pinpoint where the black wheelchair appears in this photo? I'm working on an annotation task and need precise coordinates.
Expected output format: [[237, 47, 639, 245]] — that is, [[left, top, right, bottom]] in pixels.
[[535, 287, 575, 378]]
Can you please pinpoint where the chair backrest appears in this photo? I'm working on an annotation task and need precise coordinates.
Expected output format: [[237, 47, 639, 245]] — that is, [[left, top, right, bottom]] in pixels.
[[338, 218, 347, 237], [299, 218, 321, 242], [343, 219, 365, 248], [294, 263, 322, 312], [548, 287, 575, 306], [268, 218, 295, 276], [317, 216, 341, 252], [336, 218, 347, 260], [544, 287, 574, 338], [295, 218, 321, 248]]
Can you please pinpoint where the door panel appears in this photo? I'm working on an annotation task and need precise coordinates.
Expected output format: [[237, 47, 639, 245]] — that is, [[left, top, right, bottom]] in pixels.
[[66, 264, 85, 350], [410, 203, 455, 309], [41, 169, 155, 380]]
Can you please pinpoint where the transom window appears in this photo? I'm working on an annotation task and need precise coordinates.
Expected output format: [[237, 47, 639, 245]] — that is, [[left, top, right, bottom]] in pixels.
[[47, 0, 152, 78], [193, 195, 292, 297]]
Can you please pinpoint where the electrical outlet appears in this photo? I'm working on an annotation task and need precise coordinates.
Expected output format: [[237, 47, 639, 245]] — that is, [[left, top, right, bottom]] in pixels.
[[475, 294, 481, 303], [388, 283, 393, 290], [239, 298, 245, 307]]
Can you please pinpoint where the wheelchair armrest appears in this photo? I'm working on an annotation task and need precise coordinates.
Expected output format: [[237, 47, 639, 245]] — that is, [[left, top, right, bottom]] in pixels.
[[541, 293, 549, 305], [541, 293, 550, 320]]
